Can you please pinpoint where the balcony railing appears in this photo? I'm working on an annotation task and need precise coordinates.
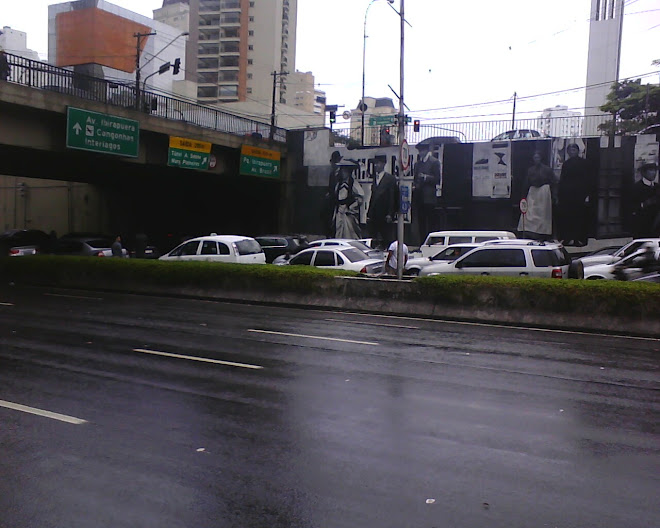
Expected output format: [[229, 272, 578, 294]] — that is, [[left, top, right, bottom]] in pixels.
[[2, 52, 285, 142]]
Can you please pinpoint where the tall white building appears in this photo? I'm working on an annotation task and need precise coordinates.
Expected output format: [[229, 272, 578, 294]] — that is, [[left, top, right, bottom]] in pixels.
[[288, 70, 325, 115], [538, 106, 583, 138], [584, 0, 625, 135], [164, 0, 297, 107], [0, 26, 40, 60]]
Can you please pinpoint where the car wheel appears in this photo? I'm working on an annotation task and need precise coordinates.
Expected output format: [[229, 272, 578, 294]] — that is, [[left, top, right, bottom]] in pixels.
[[407, 268, 420, 277], [586, 276, 604, 280], [568, 260, 584, 279]]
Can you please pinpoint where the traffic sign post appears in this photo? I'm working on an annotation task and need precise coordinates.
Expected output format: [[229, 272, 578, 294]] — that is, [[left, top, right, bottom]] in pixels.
[[66, 107, 139, 157], [519, 198, 528, 237], [400, 139, 410, 172]]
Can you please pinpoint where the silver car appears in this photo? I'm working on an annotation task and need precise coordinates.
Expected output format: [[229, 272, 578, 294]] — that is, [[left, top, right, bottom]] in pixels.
[[420, 241, 573, 279]]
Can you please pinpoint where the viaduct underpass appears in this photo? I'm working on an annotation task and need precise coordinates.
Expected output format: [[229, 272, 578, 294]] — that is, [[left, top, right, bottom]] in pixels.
[[0, 80, 291, 249]]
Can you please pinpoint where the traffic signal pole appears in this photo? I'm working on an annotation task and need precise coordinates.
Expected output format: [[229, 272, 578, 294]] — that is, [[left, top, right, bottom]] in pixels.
[[396, 0, 406, 279]]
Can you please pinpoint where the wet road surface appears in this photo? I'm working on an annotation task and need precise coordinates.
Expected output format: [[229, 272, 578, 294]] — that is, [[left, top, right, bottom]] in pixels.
[[0, 284, 658, 528]]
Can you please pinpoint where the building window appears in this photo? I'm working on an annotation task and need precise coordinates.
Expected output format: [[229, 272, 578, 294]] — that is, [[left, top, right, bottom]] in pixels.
[[221, 41, 240, 53], [198, 43, 219, 55], [198, 86, 218, 98], [200, 0, 221, 11], [219, 71, 239, 82], [247, 73, 253, 79], [198, 58, 219, 69], [220, 12, 241, 24], [247, 87, 252, 94], [199, 29, 220, 41], [197, 71, 218, 84], [250, 1, 255, 6], [248, 30, 254, 36], [221, 27, 240, 38], [199, 14, 220, 26], [220, 56, 240, 67], [219, 85, 238, 97], [248, 59, 253, 65], [249, 16, 254, 22], [248, 44, 253, 51]]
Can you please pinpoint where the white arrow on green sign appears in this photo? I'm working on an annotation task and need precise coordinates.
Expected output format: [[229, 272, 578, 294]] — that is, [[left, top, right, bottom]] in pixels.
[[66, 107, 139, 157]]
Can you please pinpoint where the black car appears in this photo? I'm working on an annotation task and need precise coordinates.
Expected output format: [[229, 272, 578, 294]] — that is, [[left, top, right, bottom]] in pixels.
[[0, 229, 54, 257], [254, 235, 309, 263]]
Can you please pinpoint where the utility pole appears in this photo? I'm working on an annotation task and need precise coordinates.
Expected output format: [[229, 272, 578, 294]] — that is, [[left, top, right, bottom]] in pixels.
[[511, 91, 517, 129], [396, 0, 406, 279], [270, 70, 288, 141], [134, 31, 156, 110]]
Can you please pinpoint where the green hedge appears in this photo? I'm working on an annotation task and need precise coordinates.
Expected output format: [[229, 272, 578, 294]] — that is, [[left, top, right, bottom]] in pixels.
[[1, 256, 659, 319]]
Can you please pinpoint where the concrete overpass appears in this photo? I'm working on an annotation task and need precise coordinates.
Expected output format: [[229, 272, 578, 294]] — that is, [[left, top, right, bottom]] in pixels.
[[0, 61, 293, 248]]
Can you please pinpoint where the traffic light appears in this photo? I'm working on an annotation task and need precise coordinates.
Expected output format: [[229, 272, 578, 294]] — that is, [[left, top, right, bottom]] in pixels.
[[413, 119, 420, 132], [329, 110, 336, 123], [172, 58, 181, 75]]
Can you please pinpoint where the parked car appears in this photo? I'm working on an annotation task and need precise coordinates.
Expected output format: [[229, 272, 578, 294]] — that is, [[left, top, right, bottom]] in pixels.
[[281, 246, 384, 275], [633, 272, 660, 283], [0, 229, 54, 257], [54, 234, 129, 257], [405, 243, 483, 276], [254, 234, 309, 263], [491, 129, 543, 141], [419, 240, 574, 279], [578, 239, 660, 267], [584, 246, 659, 280], [159, 234, 266, 264], [306, 238, 385, 259]]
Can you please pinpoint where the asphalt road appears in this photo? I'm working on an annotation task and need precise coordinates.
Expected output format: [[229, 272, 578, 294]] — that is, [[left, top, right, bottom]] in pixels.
[[0, 284, 658, 528]]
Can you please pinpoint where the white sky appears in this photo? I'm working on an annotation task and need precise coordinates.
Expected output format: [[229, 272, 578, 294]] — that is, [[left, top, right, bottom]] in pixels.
[[2, 0, 659, 126]]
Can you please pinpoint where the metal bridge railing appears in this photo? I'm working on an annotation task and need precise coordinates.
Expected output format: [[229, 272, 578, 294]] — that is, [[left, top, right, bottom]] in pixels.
[[3, 52, 285, 143]]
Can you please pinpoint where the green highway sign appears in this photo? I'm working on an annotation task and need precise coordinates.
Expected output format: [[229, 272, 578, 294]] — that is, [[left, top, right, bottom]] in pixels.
[[168, 148, 210, 170], [240, 145, 280, 178], [369, 115, 396, 126], [66, 107, 139, 157], [167, 136, 212, 170]]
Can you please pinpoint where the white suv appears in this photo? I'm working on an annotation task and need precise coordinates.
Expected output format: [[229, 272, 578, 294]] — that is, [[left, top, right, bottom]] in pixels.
[[159, 234, 266, 264], [419, 241, 576, 279]]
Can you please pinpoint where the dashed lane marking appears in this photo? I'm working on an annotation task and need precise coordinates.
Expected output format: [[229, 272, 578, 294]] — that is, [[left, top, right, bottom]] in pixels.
[[133, 348, 263, 370], [0, 399, 87, 424], [248, 329, 379, 346]]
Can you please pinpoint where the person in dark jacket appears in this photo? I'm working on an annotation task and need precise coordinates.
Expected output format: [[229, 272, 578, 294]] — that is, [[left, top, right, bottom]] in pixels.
[[413, 141, 441, 244], [367, 155, 398, 249], [557, 143, 595, 246], [111, 235, 123, 257], [631, 162, 660, 238]]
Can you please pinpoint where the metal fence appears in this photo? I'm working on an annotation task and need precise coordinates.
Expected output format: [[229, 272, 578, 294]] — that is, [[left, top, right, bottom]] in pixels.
[[3, 52, 285, 143], [332, 115, 614, 146]]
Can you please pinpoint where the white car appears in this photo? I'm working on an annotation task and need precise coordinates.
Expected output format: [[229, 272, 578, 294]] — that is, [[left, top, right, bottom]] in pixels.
[[283, 246, 384, 274], [405, 243, 483, 276], [307, 238, 385, 259], [578, 238, 660, 267], [419, 241, 573, 279], [159, 234, 266, 264], [584, 248, 659, 280]]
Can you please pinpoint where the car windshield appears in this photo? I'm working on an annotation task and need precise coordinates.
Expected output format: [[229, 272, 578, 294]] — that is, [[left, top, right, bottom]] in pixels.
[[432, 246, 474, 261], [340, 248, 370, 262], [235, 239, 263, 255], [348, 241, 372, 252], [87, 239, 113, 248]]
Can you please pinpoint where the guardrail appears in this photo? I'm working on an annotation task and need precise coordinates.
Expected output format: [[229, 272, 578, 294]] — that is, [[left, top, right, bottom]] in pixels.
[[3, 52, 285, 142]]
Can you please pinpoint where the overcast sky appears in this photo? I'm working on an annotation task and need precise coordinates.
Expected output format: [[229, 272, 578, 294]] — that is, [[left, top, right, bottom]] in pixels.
[[3, 0, 659, 125]]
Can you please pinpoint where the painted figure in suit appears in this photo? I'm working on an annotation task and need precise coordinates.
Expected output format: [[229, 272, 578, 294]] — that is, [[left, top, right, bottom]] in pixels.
[[367, 155, 398, 249]]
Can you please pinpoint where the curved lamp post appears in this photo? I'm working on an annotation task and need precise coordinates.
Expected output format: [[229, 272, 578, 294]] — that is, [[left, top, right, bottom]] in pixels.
[[361, 0, 394, 146]]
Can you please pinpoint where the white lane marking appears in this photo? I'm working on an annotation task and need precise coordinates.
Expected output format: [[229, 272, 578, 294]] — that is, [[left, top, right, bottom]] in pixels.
[[133, 348, 263, 370], [0, 399, 87, 424], [0, 302, 13, 306], [325, 311, 660, 342], [324, 317, 419, 330], [44, 293, 103, 301], [248, 329, 378, 346]]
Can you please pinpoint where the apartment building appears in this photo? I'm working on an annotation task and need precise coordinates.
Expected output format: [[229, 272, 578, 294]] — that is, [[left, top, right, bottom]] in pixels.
[[162, 0, 296, 106]]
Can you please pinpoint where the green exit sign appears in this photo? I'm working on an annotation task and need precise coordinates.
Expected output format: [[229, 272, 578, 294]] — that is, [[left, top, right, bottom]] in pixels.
[[66, 107, 139, 157]]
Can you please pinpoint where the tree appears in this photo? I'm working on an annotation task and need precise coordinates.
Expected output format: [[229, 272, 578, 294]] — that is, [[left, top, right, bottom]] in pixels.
[[598, 79, 660, 135]]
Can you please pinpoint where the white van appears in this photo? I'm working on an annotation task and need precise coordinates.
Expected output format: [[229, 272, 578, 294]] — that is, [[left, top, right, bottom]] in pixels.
[[419, 230, 517, 258]]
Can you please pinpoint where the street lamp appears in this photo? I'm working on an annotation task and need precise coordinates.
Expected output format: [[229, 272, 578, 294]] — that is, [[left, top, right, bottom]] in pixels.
[[134, 31, 189, 109], [361, 0, 394, 146]]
